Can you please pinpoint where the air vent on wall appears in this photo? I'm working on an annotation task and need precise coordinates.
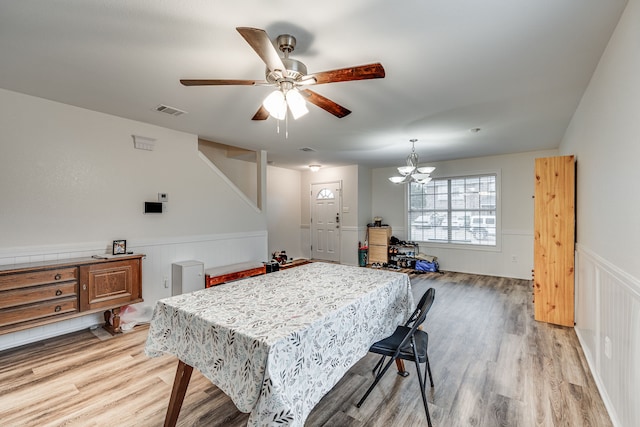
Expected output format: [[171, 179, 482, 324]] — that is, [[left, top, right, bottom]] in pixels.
[[154, 104, 187, 116], [299, 147, 316, 152]]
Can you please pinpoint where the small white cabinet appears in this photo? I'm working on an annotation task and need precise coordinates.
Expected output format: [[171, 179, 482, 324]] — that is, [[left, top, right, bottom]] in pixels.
[[172, 260, 204, 296]]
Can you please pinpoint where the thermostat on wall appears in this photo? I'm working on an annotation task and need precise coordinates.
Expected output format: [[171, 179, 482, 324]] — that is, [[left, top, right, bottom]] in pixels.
[[144, 201, 163, 214]]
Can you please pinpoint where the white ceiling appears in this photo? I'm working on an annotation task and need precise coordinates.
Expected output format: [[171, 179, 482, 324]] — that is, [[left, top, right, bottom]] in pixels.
[[0, 0, 628, 170]]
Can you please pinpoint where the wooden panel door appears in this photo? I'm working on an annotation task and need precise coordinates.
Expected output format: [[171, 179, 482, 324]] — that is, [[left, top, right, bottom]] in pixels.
[[310, 182, 341, 262], [533, 155, 575, 326], [79, 258, 142, 311]]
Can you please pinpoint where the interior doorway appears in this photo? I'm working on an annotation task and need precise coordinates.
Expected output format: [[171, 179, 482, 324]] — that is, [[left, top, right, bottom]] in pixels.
[[310, 182, 341, 262]]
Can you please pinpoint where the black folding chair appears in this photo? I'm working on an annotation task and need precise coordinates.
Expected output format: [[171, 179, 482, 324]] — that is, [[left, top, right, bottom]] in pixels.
[[356, 287, 436, 426]]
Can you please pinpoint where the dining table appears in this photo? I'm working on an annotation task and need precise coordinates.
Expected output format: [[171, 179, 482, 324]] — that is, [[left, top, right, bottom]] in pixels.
[[145, 262, 414, 427]]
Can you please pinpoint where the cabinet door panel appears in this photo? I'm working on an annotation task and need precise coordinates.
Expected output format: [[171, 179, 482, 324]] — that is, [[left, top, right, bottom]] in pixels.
[[79, 258, 142, 311], [368, 228, 390, 245], [368, 245, 388, 264]]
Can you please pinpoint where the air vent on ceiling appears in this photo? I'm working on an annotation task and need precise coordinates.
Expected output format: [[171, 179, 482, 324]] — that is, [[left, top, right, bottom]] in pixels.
[[299, 147, 316, 152], [154, 104, 187, 117]]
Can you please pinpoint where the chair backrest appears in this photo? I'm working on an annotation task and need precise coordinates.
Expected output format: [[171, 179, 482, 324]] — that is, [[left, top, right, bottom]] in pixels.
[[389, 288, 435, 359], [405, 287, 435, 329]]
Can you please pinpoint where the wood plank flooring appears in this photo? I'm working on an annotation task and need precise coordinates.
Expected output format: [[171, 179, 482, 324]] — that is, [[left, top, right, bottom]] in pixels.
[[0, 271, 611, 426]]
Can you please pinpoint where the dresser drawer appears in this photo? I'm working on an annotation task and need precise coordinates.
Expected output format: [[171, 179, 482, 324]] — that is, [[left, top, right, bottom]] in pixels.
[[368, 245, 388, 264], [368, 227, 391, 245], [0, 267, 78, 292], [0, 297, 78, 327], [0, 282, 78, 309]]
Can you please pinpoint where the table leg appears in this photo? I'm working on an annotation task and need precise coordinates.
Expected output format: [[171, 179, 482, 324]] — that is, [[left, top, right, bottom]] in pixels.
[[164, 360, 194, 427], [395, 324, 425, 376], [395, 359, 409, 376]]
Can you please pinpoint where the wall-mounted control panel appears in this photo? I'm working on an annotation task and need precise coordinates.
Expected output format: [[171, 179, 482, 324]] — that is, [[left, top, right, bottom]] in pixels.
[[144, 201, 163, 214]]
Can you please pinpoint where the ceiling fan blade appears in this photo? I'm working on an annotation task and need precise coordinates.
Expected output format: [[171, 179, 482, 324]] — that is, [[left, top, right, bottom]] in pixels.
[[236, 27, 286, 74], [309, 63, 386, 85], [252, 105, 270, 121], [300, 89, 351, 118], [180, 79, 261, 86]]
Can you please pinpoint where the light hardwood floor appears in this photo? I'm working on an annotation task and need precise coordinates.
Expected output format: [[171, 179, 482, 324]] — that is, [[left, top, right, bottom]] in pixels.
[[0, 271, 611, 426]]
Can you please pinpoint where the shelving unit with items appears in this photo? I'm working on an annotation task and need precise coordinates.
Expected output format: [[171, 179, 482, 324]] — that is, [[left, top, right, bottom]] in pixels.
[[388, 242, 419, 268]]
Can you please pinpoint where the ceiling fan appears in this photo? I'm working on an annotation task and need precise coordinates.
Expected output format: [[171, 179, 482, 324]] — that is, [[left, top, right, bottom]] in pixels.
[[180, 27, 386, 120]]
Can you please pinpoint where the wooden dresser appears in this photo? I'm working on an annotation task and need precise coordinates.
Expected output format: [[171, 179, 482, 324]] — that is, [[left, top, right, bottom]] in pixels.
[[368, 226, 391, 264], [0, 254, 143, 335]]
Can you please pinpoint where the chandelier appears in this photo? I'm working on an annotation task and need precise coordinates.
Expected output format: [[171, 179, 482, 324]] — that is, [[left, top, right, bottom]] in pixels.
[[388, 139, 435, 184]]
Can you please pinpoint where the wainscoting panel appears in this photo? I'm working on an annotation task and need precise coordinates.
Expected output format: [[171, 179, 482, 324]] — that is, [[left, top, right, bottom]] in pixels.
[[339, 225, 360, 266], [575, 245, 640, 427], [0, 231, 268, 351]]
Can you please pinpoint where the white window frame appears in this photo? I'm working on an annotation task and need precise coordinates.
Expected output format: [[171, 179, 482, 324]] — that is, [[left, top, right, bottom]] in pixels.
[[405, 170, 502, 252]]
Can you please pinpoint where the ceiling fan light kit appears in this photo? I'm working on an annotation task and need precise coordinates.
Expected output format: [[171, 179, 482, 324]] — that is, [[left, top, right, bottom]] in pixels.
[[263, 82, 309, 120], [388, 139, 435, 185], [180, 27, 385, 126], [262, 90, 287, 120]]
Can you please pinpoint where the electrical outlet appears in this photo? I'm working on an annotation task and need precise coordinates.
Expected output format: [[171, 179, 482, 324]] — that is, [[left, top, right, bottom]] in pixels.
[[163, 276, 169, 288], [158, 193, 168, 202], [511, 255, 517, 263]]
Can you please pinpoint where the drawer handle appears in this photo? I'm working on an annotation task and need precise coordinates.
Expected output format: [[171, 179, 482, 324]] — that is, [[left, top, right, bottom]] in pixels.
[[54, 305, 62, 312], [54, 274, 62, 280], [55, 289, 63, 296]]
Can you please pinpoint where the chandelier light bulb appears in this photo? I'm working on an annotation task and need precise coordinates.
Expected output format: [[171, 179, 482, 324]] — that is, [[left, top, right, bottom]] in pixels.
[[412, 173, 430, 181], [417, 166, 435, 174], [263, 90, 287, 120], [286, 89, 309, 119], [398, 166, 416, 175]]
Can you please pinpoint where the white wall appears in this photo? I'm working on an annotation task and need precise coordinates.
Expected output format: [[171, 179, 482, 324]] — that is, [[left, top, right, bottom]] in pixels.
[[372, 149, 557, 279], [560, 0, 640, 425], [357, 165, 373, 245], [197, 140, 303, 260], [0, 88, 269, 349], [198, 139, 258, 205], [267, 165, 303, 259], [0, 88, 267, 246]]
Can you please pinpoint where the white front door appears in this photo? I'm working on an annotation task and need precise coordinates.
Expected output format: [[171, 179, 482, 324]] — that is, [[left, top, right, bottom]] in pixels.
[[311, 182, 341, 262]]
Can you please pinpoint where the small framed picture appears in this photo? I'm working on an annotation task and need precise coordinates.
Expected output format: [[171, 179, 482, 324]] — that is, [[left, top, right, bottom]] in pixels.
[[112, 240, 127, 255]]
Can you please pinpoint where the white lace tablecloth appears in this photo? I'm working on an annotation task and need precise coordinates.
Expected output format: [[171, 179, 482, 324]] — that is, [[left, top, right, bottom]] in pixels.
[[145, 262, 413, 426]]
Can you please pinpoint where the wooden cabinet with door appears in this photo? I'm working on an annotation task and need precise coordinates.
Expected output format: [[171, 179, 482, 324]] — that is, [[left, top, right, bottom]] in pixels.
[[79, 256, 143, 333], [533, 155, 575, 327], [0, 254, 143, 335], [368, 226, 391, 264]]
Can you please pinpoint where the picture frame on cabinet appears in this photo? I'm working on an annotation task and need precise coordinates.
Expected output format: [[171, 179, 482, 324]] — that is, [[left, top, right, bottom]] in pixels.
[[112, 239, 127, 255]]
